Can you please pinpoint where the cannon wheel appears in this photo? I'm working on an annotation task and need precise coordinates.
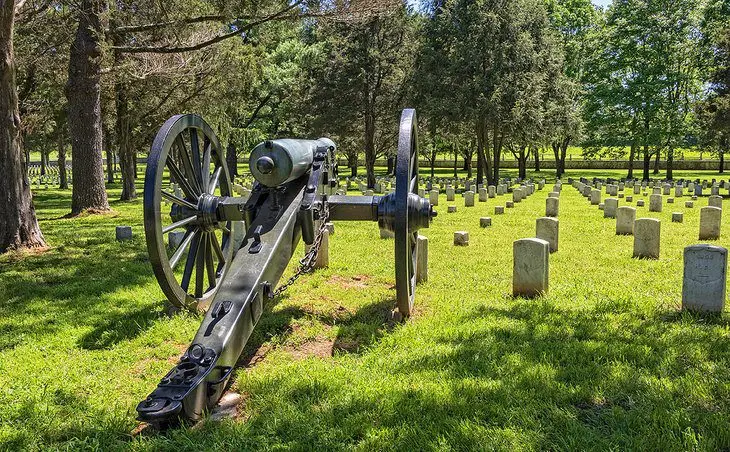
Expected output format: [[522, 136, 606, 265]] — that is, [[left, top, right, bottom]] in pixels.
[[394, 109, 419, 317], [144, 114, 242, 312]]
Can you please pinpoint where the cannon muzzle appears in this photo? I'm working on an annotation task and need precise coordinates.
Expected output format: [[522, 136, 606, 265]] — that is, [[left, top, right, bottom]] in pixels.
[[249, 138, 336, 187]]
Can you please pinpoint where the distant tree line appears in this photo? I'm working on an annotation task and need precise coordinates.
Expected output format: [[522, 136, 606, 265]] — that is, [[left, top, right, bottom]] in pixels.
[[1, 0, 729, 252]]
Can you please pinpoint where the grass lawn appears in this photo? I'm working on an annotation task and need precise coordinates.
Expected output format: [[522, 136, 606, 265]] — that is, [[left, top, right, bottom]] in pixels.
[[2, 170, 730, 450]]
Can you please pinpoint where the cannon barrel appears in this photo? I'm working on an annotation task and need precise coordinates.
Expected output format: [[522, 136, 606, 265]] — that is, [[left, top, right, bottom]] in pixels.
[[249, 138, 336, 187]]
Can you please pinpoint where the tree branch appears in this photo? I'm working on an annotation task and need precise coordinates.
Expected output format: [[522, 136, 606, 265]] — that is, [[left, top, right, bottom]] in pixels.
[[113, 2, 304, 54], [114, 14, 227, 34]]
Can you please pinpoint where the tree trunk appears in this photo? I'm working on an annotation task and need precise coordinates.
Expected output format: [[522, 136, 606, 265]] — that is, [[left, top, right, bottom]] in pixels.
[[58, 130, 68, 189], [627, 141, 636, 180], [720, 150, 725, 174], [666, 147, 674, 180], [453, 145, 458, 178], [552, 142, 560, 178], [491, 124, 501, 185], [226, 142, 238, 178], [66, 0, 109, 214], [534, 147, 540, 172], [364, 110, 376, 188], [114, 49, 135, 200], [642, 144, 650, 181], [0, 0, 46, 252], [653, 148, 660, 175]]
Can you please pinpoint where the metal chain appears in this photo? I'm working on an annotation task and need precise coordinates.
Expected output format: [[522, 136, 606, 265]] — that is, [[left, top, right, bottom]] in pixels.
[[271, 201, 330, 298]]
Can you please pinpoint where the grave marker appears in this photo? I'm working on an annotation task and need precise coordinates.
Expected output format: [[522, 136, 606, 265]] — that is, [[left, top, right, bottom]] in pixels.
[[682, 245, 727, 313], [513, 238, 549, 298], [633, 218, 660, 259]]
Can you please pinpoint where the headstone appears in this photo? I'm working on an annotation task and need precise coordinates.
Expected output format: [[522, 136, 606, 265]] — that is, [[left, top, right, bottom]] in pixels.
[[548, 192, 559, 198], [513, 190, 522, 203], [168, 231, 186, 250], [454, 231, 469, 246], [653, 187, 661, 195], [675, 186, 684, 197], [700, 206, 722, 240], [685, 201, 694, 208], [488, 185, 496, 198], [604, 198, 618, 218], [465, 191, 475, 207], [599, 203, 605, 211], [682, 244, 727, 313], [634, 185, 641, 195], [313, 230, 329, 268], [365, 189, 374, 196], [709, 195, 723, 209], [506, 201, 515, 208], [116, 226, 133, 241], [495, 206, 504, 215], [448, 205, 457, 213], [513, 238, 549, 298], [478, 187, 488, 202], [626, 196, 633, 202], [649, 194, 662, 212], [663, 184, 671, 196], [667, 198, 674, 204], [536, 217, 559, 253], [591, 189, 601, 205], [616, 206, 636, 235], [416, 235, 428, 284], [446, 187, 455, 202], [672, 212, 683, 223], [480, 217, 492, 228], [546, 197, 559, 217], [633, 218, 660, 259], [429, 190, 439, 206]]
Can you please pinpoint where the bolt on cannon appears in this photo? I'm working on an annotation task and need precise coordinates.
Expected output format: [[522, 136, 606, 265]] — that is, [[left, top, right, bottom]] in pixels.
[[137, 109, 435, 425]]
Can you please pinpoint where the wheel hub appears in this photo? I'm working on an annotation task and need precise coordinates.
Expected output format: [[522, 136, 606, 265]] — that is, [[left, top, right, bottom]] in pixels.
[[197, 194, 220, 230]]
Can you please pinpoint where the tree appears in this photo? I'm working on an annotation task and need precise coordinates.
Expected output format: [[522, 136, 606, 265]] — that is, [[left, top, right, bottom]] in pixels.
[[0, 0, 46, 252], [66, 0, 110, 214]]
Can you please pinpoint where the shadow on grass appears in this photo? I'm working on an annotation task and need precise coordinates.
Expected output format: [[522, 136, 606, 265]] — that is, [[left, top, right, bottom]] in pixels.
[[78, 305, 163, 350]]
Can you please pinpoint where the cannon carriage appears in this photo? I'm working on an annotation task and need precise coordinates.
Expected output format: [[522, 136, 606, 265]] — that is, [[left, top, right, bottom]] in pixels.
[[136, 109, 434, 425]]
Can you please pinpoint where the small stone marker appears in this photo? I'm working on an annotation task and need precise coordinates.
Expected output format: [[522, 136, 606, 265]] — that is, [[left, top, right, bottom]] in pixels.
[[672, 212, 683, 223], [546, 197, 559, 217], [454, 231, 469, 246], [495, 206, 504, 215], [616, 206, 636, 235], [480, 217, 492, 228], [633, 218, 660, 259], [667, 198, 674, 204], [626, 196, 633, 202], [682, 244, 727, 313], [513, 238, 549, 298], [685, 201, 694, 208], [416, 235, 428, 284], [536, 217, 559, 253], [709, 195, 723, 208], [116, 226, 133, 241], [447, 205, 457, 213], [506, 201, 514, 208], [548, 191, 559, 198], [604, 198, 618, 219], [699, 206, 722, 240], [649, 194, 662, 212], [598, 203, 605, 211]]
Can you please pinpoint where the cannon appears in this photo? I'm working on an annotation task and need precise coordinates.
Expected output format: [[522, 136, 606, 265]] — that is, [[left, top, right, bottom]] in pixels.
[[135, 109, 435, 425]]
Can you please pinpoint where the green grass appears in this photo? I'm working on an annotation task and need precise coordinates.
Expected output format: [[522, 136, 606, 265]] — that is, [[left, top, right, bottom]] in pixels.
[[2, 172, 730, 450]]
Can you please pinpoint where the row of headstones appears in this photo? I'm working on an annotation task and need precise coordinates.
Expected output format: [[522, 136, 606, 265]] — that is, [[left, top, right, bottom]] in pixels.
[[572, 183, 724, 244], [450, 181, 561, 245], [511, 235, 727, 314], [573, 176, 730, 198], [28, 165, 72, 188]]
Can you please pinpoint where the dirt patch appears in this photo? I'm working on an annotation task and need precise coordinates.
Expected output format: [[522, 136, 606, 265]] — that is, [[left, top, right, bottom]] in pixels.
[[284, 338, 335, 360]]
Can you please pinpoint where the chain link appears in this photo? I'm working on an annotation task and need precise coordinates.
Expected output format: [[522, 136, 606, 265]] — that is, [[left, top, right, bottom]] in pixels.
[[271, 201, 330, 298]]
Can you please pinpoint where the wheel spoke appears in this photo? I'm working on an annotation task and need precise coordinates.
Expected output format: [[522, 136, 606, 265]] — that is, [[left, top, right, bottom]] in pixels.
[[210, 232, 225, 265], [176, 136, 202, 196], [208, 167, 222, 195], [181, 233, 201, 292], [205, 234, 217, 289], [166, 159, 198, 200], [201, 139, 212, 193], [189, 129, 204, 191], [170, 229, 197, 270], [195, 232, 207, 298], [161, 190, 198, 210], [162, 215, 197, 234]]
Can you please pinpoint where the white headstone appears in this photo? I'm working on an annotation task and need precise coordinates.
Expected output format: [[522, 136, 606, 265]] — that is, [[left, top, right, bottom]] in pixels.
[[536, 217, 559, 253], [513, 238, 549, 298], [682, 245, 727, 313], [416, 235, 428, 284], [633, 218, 660, 259], [454, 231, 469, 246], [700, 206, 722, 240], [616, 206, 636, 235]]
